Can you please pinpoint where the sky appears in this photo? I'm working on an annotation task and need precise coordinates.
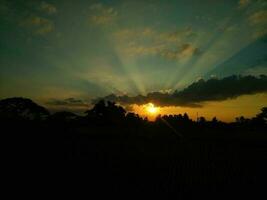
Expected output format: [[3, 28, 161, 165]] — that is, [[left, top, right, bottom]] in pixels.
[[1, 0, 267, 121]]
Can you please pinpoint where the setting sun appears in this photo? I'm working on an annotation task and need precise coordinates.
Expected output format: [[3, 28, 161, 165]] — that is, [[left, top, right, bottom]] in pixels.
[[145, 103, 159, 115]]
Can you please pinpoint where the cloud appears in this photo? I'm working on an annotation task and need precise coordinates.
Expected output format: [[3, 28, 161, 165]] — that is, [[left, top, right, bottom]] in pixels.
[[253, 27, 267, 38], [95, 75, 267, 107], [114, 27, 194, 44], [45, 98, 90, 114], [238, 0, 250, 9], [248, 9, 267, 38], [159, 27, 195, 42], [123, 44, 164, 57], [40, 1, 57, 15], [219, 25, 238, 33], [161, 44, 200, 60], [20, 16, 54, 35], [88, 3, 118, 25], [113, 27, 199, 60], [249, 10, 267, 25], [243, 66, 267, 76], [46, 98, 88, 106]]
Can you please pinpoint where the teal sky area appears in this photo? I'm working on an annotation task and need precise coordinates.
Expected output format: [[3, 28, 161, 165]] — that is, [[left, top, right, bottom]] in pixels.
[[1, 0, 267, 115]]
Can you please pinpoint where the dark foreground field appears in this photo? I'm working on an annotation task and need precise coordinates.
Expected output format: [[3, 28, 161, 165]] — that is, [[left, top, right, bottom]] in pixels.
[[5, 122, 267, 199], [2, 98, 267, 198]]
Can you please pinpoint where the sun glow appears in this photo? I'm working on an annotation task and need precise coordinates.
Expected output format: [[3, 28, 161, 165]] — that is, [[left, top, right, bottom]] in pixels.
[[145, 103, 159, 115]]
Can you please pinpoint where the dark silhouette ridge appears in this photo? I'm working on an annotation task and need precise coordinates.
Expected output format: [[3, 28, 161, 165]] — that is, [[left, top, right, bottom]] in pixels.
[[2, 97, 267, 198]]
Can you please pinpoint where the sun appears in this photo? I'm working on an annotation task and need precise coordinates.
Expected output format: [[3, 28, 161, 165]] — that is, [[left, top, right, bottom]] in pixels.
[[145, 103, 159, 115]]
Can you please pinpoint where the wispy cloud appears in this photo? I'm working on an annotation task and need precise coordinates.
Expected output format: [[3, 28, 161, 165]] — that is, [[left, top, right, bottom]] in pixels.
[[248, 9, 267, 38], [46, 98, 88, 107], [39, 1, 57, 15], [20, 16, 54, 35], [243, 66, 267, 76], [2, 1, 57, 35], [238, 0, 250, 9], [161, 44, 200, 60], [113, 27, 199, 61], [249, 10, 267, 25], [45, 98, 90, 114], [252, 27, 267, 38], [88, 3, 118, 25]]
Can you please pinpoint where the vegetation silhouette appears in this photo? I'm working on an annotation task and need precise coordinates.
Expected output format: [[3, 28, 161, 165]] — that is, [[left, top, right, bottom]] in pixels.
[[1, 97, 267, 198]]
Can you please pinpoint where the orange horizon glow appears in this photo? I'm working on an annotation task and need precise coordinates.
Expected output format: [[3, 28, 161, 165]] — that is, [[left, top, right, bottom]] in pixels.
[[130, 93, 267, 122]]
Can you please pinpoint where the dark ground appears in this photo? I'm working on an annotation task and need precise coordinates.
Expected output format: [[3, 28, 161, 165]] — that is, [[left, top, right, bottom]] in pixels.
[[1, 98, 267, 198], [4, 121, 267, 199]]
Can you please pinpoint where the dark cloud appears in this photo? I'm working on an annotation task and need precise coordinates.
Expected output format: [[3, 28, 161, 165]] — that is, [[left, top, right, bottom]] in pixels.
[[94, 75, 267, 107], [46, 98, 88, 107], [45, 98, 90, 115]]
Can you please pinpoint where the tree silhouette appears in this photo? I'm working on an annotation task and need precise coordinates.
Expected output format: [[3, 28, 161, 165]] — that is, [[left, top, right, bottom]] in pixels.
[[212, 117, 218, 123], [257, 107, 267, 122], [199, 116, 206, 124], [0, 97, 49, 121], [236, 116, 246, 124], [85, 100, 126, 124], [183, 113, 189, 121]]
